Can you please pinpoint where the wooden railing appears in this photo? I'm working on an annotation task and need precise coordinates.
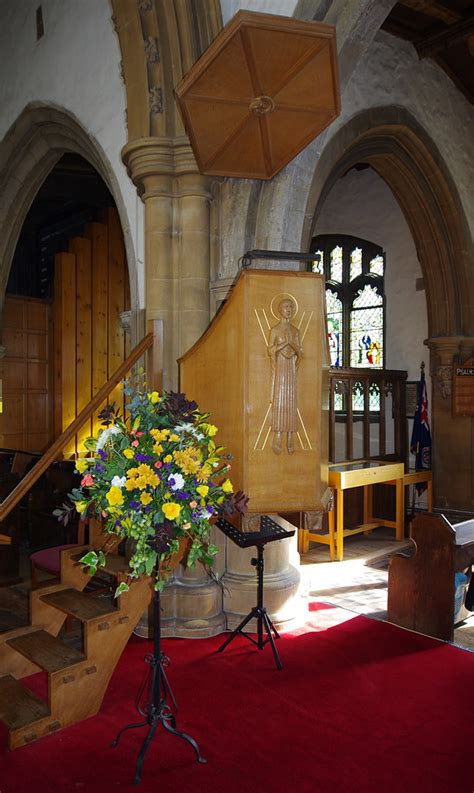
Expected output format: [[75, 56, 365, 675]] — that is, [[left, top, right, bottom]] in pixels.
[[328, 367, 407, 465], [0, 320, 162, 529]]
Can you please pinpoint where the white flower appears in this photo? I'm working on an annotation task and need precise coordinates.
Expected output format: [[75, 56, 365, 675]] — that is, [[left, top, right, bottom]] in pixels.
[[174, 423, 204, 440], [96, 425, 122, 450], [111, 475, 126, 489], [168, 472, 185, 491]]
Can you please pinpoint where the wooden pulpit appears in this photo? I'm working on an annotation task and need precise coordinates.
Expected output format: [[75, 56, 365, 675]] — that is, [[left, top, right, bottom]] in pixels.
[[179, 269, 329, 519]]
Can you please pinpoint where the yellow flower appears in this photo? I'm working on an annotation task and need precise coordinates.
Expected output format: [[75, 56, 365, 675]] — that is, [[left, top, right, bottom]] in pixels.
[[196, 465, 211, 482], [162, 502, 182, 521], [163, 454, 173, 463], [196, 485, 209, 498], [169, 433, 180, 442], [75, 459, 89, 474], [123, 448, 135, 459], [75, 500, 87, 513], [221, 478, 233, 494], [200, 423, 218, 437], [125, 479, 136, 491], [152, 443, 163, 455], [140, 491, 152, 505], [106, 486, 124, 506], [148, 391, 161, 404]]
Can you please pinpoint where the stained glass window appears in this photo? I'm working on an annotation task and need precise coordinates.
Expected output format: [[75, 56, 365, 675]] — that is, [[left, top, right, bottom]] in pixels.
[[309, 234, 385, 373], [311, 250, 324, 274], [330, 246, 343, 282], [370, 254, 384, 276], [350, 247, 362, 281]]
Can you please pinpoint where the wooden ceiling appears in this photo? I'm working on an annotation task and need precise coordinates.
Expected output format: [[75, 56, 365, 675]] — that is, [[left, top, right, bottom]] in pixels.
[[382, 0, 474, 104]]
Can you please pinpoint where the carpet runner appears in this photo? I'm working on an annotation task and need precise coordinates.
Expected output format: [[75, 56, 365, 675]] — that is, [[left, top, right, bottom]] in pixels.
[[0, 602, 472, 793]]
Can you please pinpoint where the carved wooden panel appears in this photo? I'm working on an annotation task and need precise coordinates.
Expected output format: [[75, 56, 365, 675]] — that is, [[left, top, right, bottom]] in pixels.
[[179, 270, 329, 514], [453, 357, 474, 417]]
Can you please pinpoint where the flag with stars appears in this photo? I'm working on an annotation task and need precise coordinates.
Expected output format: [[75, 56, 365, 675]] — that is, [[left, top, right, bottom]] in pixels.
[[410, 368, 431, 493]]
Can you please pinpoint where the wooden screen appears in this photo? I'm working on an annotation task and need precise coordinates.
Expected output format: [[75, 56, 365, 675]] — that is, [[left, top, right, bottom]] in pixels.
[[53, 207, 130, 456], [0, 297, 51, 452]]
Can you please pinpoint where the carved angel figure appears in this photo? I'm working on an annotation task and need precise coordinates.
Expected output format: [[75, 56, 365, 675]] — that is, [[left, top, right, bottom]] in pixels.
[[267, 298, 303, 454]]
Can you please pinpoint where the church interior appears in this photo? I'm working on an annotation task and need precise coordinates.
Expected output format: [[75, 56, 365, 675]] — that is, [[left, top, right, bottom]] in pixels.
[[0, 1, 473, 790]]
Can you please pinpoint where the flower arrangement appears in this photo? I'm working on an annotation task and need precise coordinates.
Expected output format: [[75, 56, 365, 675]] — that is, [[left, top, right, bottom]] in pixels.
[[56, 382, 247, 597]]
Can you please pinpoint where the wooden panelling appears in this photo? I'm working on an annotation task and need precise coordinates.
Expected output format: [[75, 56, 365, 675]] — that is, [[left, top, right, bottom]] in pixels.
[[53, 209, 130, 456], [0, 296, 51, 452], [70, 237, 92, 450]]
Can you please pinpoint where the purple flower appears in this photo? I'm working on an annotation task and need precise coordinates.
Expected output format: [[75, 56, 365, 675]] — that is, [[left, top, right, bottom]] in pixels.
[[135, 453, 153, 462], [95, 463, 105, 474], [98, 449, 107, 461], [176, 490, 189, 500], [129, 501, 140, 511]]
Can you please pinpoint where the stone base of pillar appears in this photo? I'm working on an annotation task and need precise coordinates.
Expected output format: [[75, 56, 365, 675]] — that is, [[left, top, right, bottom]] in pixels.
[[222, 562, 301, 632], [132, 577, 225, 639]]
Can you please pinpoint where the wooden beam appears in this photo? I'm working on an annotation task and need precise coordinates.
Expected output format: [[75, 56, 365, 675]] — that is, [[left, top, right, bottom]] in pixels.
[[416, 11, 474, 58], [398, 0, 462, 26]]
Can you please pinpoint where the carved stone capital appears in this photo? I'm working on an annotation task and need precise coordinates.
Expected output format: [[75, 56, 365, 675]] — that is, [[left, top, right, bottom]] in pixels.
[[122, 137, 203, 199], [434, 365, 452, 399]]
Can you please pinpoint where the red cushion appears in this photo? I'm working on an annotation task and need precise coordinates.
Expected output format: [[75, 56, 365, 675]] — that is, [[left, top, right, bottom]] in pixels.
[[30, 545, 77, 574]]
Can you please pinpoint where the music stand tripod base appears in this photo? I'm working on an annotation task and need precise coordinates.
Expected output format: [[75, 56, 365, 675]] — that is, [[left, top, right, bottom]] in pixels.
[[216, 516, 295, 670]]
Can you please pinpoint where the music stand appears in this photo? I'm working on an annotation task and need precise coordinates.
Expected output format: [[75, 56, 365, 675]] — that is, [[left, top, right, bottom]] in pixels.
[[216, 515, 295, 670]]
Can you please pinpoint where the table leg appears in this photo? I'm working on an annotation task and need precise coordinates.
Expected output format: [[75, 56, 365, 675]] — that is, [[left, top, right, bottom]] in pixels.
[[336, 488, 344, 561], [327, 509, 335, 561], [427, 479, 433, 512], [395, 477, 404, 540]]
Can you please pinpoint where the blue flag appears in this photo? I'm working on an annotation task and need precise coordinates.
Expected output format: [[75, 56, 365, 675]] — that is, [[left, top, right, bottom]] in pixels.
[[410, 369, 431, 493]]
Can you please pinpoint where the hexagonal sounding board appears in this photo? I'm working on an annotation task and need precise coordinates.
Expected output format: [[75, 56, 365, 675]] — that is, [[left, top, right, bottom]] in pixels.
[[175, 11, 340, 180]]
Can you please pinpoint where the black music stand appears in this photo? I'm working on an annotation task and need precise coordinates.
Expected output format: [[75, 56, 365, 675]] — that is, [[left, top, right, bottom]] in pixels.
[[216, 515, 295, 670]]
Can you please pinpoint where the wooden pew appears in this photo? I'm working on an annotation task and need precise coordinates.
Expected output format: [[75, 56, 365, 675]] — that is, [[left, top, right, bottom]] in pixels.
[[387, 513, 474, 641]]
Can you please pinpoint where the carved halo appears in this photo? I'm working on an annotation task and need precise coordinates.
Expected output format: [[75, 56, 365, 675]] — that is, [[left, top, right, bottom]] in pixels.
[[270, 292, 299, 320]]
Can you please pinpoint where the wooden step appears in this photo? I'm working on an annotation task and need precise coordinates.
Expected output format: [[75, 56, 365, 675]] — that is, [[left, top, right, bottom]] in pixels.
[[40, 589, 116, 622], [0, 675, 49, 730], [7, 630, 85, 673], [70, 551, 129, 577]]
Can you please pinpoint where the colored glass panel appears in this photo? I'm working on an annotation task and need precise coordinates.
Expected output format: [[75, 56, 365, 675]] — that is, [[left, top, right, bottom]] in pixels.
[[330, 246, 343, 282], [311, 250, 324, 274], [350, 247, 362, 281], [370, 254, 384, 275], [326, 289, 342, 367], [369, 382, 381, 411], [350, 285, 383, 368], [352, 381, 364, 411]]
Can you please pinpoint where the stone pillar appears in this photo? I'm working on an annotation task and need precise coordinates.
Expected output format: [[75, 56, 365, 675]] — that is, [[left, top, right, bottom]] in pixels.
[[425, 336, 473, 512]]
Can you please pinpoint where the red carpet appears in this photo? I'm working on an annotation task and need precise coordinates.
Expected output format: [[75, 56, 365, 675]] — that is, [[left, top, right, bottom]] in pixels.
[[1, 603, 473, 793]]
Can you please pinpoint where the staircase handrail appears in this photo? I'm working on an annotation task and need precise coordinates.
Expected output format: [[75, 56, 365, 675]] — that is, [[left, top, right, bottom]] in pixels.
[[0, 320, 163, 524]]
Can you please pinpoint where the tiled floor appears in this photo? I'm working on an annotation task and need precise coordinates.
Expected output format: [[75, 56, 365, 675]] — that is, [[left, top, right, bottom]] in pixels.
[[299, 525, 474, 652]]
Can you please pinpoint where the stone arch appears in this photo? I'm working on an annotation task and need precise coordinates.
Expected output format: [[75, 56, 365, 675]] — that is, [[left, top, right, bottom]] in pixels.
[[300, 107, 473, 339], [0, 102, 138, 317]]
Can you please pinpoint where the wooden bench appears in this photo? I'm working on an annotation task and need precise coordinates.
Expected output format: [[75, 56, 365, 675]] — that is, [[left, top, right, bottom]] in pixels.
[[387, 513, 474, 641]]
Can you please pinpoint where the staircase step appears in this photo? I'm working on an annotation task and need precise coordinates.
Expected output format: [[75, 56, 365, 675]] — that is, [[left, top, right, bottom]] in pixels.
[[0, 675, 49, 730], [70, 551, 129, 577], [40, 589, 117, 623], [7, 630, 85, 673]]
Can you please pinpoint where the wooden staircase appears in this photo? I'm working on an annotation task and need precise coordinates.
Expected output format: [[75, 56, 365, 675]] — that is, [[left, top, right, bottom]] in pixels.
[[0, 533, 153, 749]]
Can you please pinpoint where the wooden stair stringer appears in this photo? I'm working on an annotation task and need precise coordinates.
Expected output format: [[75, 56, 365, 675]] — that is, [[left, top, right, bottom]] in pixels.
[[0, 575, 153, 749]]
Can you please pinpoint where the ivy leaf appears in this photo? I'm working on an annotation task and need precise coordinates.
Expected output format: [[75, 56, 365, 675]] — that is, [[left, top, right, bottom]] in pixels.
[[79, 551, 99, 567], [114, 581, 130, 598]]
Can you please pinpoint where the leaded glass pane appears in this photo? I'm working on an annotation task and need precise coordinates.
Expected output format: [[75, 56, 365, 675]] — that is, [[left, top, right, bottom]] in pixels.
[[369, 382, 380, 411], [350, 285, 383, 368], [330, 246, 343, 283], [370, 254, 384, 275], [326, 289, 342, 367], [350, 247, 362, 281], [352, 381, 364, 411], [311, 250, 324, 274]]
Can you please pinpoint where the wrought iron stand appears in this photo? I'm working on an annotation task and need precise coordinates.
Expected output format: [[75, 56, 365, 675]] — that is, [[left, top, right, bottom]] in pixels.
[[111, 589, 206, 784], [217, 516, 295, 670]]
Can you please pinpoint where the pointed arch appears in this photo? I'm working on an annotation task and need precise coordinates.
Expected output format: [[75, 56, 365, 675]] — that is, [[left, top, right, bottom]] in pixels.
[[301, 107, 473, 338], [0, 102, 137, 317]]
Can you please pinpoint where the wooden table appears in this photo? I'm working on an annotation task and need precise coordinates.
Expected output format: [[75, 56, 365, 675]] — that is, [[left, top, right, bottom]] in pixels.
[[304, 460, 405, 561]]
